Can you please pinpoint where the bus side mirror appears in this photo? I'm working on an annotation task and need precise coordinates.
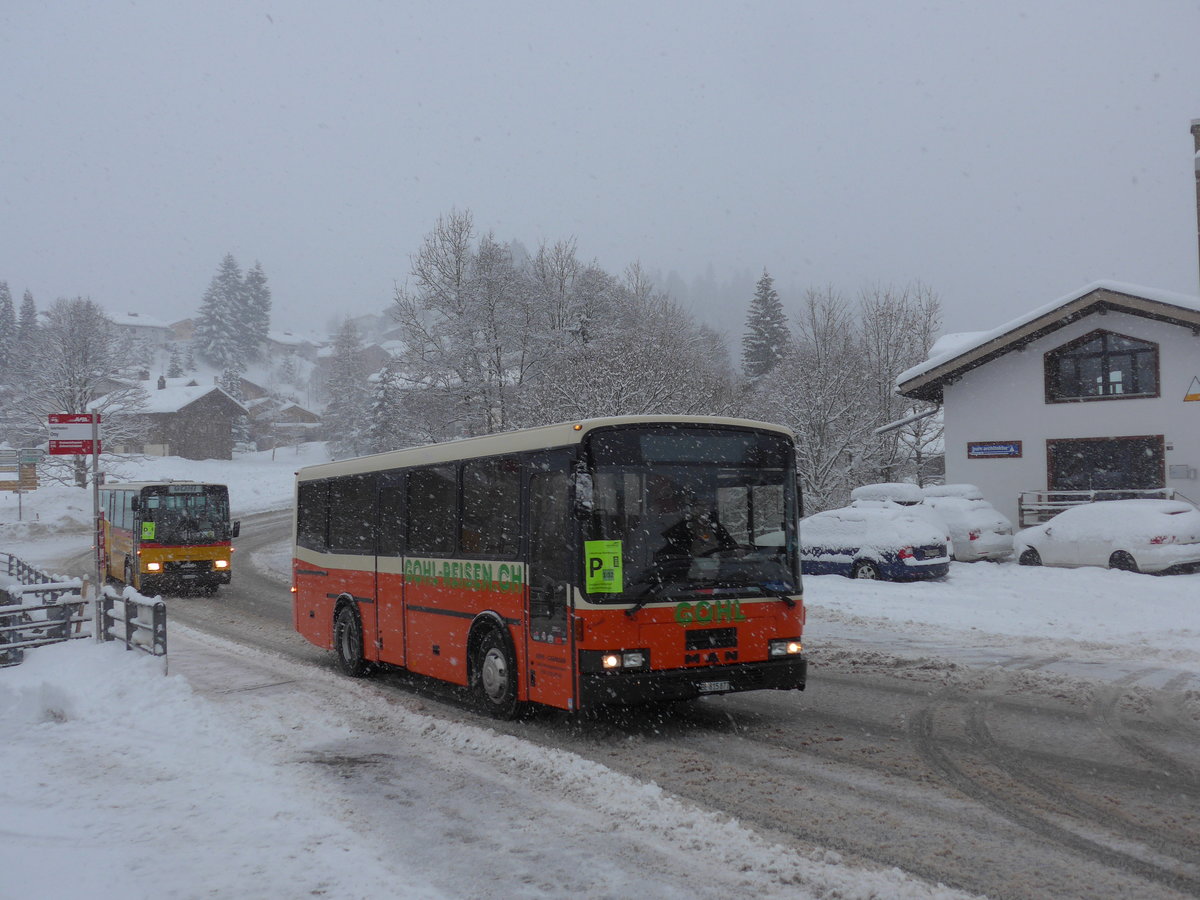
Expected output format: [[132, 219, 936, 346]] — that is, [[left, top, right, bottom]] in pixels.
[[130, 497, 140, 511], [232, 520, 241, 538], [572, 471, 594, 518]]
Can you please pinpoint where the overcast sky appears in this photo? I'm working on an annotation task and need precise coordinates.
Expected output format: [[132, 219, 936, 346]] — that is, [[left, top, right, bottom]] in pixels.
[[3, 1, 1199, 341]]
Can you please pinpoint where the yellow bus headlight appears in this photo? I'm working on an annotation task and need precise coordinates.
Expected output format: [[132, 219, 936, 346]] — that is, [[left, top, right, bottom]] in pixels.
[[214, 559, 229, 569], [146, 562, 161, 572]]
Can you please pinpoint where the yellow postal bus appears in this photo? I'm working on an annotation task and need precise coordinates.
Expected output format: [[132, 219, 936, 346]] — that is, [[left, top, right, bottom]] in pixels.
[[100, 481, 239, 595]]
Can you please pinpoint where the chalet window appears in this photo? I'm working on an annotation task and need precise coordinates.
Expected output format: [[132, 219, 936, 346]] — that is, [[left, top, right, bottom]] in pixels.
[[1045, 330, 1158, 402]]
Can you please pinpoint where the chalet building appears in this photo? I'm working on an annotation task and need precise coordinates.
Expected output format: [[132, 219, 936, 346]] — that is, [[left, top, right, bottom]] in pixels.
[[245, 396, 322, 448], [897, 282, 1200, 527], [126, 379, 248, 460]]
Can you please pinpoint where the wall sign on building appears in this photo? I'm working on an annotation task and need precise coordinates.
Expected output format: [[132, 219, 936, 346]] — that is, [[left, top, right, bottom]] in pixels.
[[967, 440, 1023, 459]]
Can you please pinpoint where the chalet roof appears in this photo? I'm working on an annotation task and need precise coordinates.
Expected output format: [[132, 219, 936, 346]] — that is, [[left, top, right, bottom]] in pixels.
[[896, 281, 1200, 403], [108, 311, 174, 330], [93, 380, 247, 416]]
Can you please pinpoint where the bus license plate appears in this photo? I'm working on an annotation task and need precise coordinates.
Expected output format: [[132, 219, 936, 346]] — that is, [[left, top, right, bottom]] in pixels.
[[699, 680, 731, 693]]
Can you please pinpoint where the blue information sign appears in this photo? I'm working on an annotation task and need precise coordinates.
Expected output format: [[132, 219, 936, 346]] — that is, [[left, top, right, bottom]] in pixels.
[[967, 441, 1022, 459]]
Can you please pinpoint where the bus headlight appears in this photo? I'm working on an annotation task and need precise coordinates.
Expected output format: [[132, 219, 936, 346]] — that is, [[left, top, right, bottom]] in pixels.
[[214, 559, 229, 569], [768, 638, 803, 657], [146, 562, 161, 572], [582, 649, 650, 673]]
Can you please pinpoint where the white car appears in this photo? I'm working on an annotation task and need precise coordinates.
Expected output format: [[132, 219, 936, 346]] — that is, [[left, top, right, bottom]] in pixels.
[[1014, 499, 1200, 574], [922, 484, 1014, 562], [850, 482, 953, 550]]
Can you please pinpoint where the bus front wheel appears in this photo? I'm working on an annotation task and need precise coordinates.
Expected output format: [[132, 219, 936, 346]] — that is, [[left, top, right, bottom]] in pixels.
[[334, 604, 370, 677], [473, 629, 522, 720]]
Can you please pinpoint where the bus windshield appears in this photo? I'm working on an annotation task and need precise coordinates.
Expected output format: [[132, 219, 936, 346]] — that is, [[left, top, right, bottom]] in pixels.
[[142, 486, 232, 544], [583, 427, 798, 600]]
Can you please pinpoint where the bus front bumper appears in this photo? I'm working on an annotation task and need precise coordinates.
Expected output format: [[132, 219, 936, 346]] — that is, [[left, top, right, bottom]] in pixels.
[[578, 656, 807, 709]]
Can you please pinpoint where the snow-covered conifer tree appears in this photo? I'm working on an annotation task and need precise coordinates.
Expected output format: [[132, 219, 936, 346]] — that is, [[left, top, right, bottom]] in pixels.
[[242, 261, 271, 360], [0, 281, 15, 376], [364, 356, 408, 453], [741, 269, 790, 381], [17, 289, 38, 348], [193, 254, 245, 369], [166, 344, 184, 378], [323, 318, 370, 458]]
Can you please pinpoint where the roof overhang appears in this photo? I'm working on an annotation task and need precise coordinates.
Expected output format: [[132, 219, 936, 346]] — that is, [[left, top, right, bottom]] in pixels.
[[897, 285, 1200, 403]]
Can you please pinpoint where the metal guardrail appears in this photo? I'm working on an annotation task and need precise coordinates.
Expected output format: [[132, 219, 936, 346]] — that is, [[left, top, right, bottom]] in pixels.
[[1018, 488, 1177, 528], [1, 551, 168, 669], [1, 551, 90, 667], [100, 587, 168, 663]]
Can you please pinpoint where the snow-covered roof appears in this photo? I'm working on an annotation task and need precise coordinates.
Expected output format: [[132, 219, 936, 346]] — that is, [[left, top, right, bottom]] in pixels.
[[897, 281, 1200, 402], [108, 311, 175, 330], [267, 329, 323, 347], [92, 378, 248, 415], [141, 383, 247, 415]]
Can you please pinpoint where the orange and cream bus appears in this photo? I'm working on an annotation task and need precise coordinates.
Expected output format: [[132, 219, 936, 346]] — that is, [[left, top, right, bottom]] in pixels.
[[292, 416, 806, 717], [100, 481, 239, 595]]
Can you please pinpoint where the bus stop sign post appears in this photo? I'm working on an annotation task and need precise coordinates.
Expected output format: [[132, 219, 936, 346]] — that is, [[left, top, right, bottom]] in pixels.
[[48, 413, 104, 641]]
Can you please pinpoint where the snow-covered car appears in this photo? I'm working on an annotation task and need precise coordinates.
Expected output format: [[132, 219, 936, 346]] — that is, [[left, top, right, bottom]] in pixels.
[[799, 504, 950, 580], [921, 483, 1014, 562], [850, 482, 953, 547], [1014, 499, 1200, 574]]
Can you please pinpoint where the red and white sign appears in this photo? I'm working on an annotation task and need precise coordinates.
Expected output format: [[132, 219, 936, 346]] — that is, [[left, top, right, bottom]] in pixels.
[[48, 413, 101, 455]]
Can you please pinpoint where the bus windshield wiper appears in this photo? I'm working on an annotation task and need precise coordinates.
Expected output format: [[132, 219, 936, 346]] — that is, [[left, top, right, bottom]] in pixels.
[[625, 579, 668, 619], [758, 583, 798, 608]]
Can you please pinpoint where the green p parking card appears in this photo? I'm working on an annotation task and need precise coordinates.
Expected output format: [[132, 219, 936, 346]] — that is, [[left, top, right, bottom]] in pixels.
[[584, 540, 623, 593]]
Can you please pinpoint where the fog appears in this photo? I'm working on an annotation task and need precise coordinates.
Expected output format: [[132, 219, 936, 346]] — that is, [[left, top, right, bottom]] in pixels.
[[3, 1, 1199, 339]]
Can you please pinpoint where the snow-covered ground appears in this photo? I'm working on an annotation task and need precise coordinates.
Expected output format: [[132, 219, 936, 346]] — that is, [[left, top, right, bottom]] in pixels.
[[2, 445, 1199, 898]]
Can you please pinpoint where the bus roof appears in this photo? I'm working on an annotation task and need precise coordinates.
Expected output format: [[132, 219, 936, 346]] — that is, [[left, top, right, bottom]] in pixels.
[[297, 415, 795, 483], [99, 481, 228, 491]]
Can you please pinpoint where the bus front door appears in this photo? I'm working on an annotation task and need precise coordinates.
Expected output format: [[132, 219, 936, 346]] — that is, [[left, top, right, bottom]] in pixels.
[[525, 460, 574, 709]]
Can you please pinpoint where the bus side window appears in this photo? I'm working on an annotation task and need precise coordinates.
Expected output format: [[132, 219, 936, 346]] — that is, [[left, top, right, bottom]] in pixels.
[[462, 456, 520, 558], [328, 474, 376, 555], [297, 481, 329, 552], [407, 465, 456, 555]]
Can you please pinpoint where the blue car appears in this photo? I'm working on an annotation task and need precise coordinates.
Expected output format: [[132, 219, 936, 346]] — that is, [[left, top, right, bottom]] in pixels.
[[800, 504, 950, 580]]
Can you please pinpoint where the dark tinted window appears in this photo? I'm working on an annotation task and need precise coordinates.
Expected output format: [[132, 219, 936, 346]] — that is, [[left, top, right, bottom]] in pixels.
[[377, 472, 404, 556], [297, 481, 328, 551], [461, 456, 520, 557], [407, 464, 457, 554], [328, 474, 377, 554], [1046, 331, 1158, 401]]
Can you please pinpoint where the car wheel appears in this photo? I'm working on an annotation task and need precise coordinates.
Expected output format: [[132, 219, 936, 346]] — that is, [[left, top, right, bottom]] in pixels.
[[1018, 548, 1041, 566], [333, 604, 370, 677], [473, 629, 523, 719], [851, 560, 880, 580], [1109, 551, 1139, 573]]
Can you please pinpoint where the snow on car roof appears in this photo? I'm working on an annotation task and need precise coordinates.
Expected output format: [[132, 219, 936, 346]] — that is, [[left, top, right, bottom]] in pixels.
[[923, 483, 984, 500], [850, 482, 924, 504]]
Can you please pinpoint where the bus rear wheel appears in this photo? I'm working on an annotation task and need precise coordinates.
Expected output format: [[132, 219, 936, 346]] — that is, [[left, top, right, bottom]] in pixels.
[[473, 630, 522, 720], [334, 604, 370, 677]]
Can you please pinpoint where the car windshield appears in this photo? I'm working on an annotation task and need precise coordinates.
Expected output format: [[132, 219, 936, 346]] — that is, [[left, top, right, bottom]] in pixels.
[[581, 427, 798, 600], [142, 486, 231, 543]]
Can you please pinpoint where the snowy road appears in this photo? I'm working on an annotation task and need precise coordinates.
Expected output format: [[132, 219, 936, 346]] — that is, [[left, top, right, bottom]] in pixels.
[[152, 510, 1200, 899]]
